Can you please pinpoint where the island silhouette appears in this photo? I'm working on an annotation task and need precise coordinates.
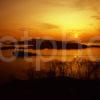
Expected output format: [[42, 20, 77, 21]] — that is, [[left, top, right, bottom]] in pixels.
[[0, 39, 88, 50]]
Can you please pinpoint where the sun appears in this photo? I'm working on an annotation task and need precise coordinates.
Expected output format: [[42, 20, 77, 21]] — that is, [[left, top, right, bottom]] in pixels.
[[74, 33, 79, 38], [70, 30, 82, 38]]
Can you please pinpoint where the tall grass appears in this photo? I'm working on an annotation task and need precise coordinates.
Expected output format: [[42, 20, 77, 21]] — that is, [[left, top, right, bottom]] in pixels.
[[26, 58, 100, 80]]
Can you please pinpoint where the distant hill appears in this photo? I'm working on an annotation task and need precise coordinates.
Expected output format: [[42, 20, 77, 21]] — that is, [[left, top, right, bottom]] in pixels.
[[16, 39, 88, 49], [0, 39, 88, 50]]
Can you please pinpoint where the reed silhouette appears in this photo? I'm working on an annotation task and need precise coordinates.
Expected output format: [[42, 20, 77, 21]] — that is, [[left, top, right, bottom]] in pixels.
[[23, 58, 100, 80]]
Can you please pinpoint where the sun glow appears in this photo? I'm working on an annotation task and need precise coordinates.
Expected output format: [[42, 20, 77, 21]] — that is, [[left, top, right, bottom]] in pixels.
[[42, 11, 97, 37], [74, 33, 79, 38], [56, 13, 93, 30]]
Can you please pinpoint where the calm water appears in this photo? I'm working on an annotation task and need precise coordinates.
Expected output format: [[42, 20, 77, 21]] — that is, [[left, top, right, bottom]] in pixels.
[[1, 47, 100, 61]]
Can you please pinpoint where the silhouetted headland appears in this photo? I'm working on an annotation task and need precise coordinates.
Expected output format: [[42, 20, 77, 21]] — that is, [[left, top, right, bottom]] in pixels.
[[89, 45, 100, 48], [0, 39, 88, 50]]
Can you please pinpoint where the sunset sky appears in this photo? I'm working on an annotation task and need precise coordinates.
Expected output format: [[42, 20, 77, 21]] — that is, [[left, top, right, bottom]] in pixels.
[[0, 0, 100, 41]]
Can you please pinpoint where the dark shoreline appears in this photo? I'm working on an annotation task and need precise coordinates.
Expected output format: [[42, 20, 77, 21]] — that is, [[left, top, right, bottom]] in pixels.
[[0, 78, 100, 99]]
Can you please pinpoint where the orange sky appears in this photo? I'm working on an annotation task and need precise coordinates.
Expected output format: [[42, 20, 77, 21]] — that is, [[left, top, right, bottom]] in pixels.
[[0, 0, 100, 41]]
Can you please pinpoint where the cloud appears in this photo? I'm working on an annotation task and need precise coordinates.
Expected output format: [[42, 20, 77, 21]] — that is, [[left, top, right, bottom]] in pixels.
[[41, 23, 59, 29], [92, 15, 100, 20], [75, 0, 100, 11]]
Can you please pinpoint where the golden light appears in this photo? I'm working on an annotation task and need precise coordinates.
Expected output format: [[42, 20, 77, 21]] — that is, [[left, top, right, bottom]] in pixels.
[[74, 33, 79, 38], [42, 11, 97, 38], [55, 14, 90, 30]]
